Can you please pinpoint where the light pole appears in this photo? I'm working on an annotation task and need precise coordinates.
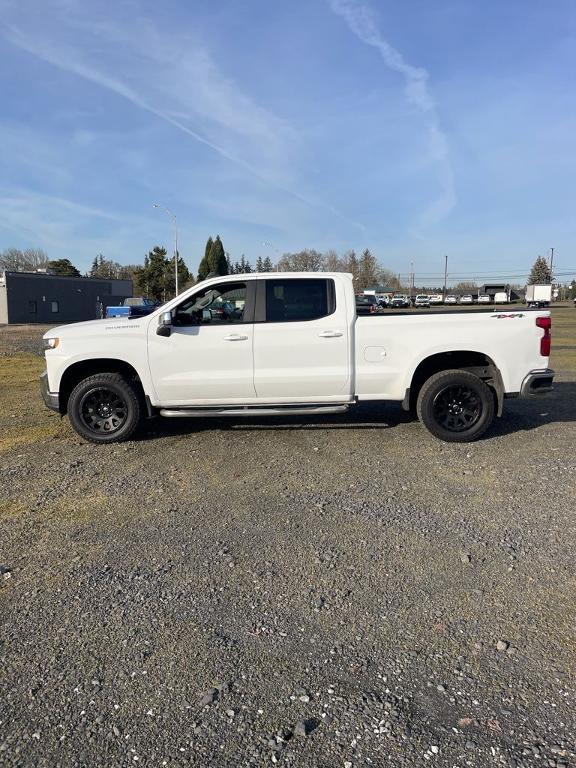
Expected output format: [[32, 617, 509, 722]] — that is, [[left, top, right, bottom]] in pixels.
[[153, 204, 179, 296], [443, 254, 448, 299]]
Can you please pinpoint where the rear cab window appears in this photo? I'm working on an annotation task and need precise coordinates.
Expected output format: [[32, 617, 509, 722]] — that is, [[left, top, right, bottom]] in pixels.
[[262, 278, 335, 322]]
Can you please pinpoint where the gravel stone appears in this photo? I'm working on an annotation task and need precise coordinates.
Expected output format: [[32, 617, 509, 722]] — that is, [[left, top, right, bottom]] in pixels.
[[1, 323, 575, 768]]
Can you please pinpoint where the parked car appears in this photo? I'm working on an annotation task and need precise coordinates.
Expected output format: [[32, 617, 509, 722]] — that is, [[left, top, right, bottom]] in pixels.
[[414, 294, 431, 307], [494, 291, 510, 304], [460, 295, 473, 304], [391, 294, 410, 308], [355, 294, 380, 315], [444, 295, 458, 304], [208, 300, 243, 321], [41, 272, 554, 445], [478, 294, 491, 304], [429, 294, 444, 305], [105, 297, 159, 319]]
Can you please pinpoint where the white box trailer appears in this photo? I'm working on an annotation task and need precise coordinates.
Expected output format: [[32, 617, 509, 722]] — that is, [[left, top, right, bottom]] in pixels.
[[526, 284, 552, 308]]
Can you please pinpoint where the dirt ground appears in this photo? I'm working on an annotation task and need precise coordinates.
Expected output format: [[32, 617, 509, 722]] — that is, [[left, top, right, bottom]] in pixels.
[[0, 307, 574, 767]]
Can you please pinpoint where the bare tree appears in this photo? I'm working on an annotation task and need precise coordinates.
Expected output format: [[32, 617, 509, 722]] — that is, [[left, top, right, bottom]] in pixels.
[[276, 249, 324, 272], [453, 281, 478, 293], [0, 248, 49, 271]]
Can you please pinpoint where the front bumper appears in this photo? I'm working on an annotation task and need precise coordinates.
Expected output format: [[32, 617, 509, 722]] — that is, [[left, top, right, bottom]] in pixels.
[[40, 371, 60, 412], [520, 368, 555, 397]]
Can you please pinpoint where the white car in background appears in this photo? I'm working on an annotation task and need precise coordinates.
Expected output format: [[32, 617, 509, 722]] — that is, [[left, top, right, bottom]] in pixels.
[[414, 294, 431, 307], [478, 294, 491, 304], [460, 295, 473, 304], [429, 294, 444, 305], [445, 295, 458, 304]]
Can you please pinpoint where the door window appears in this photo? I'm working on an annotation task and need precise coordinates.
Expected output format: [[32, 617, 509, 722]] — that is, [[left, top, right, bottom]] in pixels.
[[265, 279, 334, 322], [174, 282, 248, 326]]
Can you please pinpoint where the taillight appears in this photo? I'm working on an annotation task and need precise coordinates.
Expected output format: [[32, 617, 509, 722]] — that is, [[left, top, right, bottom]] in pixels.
[[536, 316, 551, 357]]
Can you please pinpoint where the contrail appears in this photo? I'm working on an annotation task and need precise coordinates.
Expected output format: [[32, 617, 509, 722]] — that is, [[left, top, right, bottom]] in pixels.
[[2, 21, 366, 234], [328, 0, 456, 228]]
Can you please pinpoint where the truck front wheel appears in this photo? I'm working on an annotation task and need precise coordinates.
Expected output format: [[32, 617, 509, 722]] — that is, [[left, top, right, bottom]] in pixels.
[[416, 369, 495, 443], [67, 373, 142, 444]]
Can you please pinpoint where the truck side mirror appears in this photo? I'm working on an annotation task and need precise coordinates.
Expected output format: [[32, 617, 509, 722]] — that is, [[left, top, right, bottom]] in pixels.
[[156, 310, 172, 337]]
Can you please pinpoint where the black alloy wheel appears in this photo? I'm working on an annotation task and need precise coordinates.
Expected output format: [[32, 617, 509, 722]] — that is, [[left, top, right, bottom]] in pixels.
[[416, 369, 495, 443], [80, 387, 128, 434], [68, 373, 142, 444], [432, 384, 482, 432]]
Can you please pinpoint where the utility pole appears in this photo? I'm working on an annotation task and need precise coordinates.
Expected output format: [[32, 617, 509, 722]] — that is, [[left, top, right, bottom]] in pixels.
[[549, 247, 554, 284], [443, 255, 448, 299]]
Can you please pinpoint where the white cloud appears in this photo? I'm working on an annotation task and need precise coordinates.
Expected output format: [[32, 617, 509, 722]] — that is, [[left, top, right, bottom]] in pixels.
[[328, 0, 456, 229], [0, 188, 153, 264]]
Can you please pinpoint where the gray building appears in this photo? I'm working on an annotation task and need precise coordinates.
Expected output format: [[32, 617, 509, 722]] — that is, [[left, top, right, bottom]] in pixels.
[[0, 271, 133, 324]]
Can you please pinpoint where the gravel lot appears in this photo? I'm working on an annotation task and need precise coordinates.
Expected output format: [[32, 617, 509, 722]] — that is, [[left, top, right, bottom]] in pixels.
[[1, 313, 575, 768]]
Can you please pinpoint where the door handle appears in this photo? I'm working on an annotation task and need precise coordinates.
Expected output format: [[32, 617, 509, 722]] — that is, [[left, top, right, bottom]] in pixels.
[[318, 330, 343, 338], [223, 333, 248, 341]]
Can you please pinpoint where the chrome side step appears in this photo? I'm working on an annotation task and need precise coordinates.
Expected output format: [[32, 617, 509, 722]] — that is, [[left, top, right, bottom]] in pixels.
[[159, 404, 350, 418]]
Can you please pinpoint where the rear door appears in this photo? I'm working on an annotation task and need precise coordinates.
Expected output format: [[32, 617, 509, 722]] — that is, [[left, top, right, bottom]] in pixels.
[[253, 277, 352, 402]]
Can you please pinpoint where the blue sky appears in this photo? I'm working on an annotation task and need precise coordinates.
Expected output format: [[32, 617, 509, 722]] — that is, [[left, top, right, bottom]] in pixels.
[[0, 0, 575, 284]]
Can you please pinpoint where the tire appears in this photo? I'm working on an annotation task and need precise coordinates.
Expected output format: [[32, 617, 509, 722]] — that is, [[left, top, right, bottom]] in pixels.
[[416, 369, 495, 443], [67, 373, 142, 444]]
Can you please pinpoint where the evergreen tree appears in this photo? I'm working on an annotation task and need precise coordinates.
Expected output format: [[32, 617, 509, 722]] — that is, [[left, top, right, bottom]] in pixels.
[[138, 246, 169, 301], [226, 253, 234, 274], [346, 250, 359, 284], [256, 256, 264, 272], [197, 237, 213, 281], [528, 255, 552, 284], [205, 237, 213, 260], [237, 254, 253, 274], [46, 258, 81, 277], [356, 248, 379, 290], [208, 235, 228, 276], [262, 256, 273, 272], [164, 251, 191, 296], [89, 256, 99, 277]]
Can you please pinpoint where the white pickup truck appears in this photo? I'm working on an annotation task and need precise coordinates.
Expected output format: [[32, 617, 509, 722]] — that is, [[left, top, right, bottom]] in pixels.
[[41, 272, 554, 444]]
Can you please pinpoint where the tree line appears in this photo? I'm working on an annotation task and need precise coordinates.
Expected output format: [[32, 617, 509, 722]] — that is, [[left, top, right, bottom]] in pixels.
[[1, 245, 572, 301]]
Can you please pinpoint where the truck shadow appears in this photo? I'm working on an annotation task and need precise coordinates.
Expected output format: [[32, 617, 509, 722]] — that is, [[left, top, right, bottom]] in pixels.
[[489, 379, 576, 437], [143, 380, 576, 441]]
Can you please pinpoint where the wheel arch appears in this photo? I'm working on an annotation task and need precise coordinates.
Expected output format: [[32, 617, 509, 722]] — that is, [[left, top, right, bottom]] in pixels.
[[403, 350, 504, 416], [58, 358, 147, 415]]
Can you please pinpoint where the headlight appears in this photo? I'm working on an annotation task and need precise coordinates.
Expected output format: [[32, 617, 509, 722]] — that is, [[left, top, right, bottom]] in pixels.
[[43, 337, 60, 350]]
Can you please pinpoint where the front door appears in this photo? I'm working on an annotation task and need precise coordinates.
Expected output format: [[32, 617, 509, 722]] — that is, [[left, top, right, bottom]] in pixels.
[[148, 280, 256, 405], [253, 277, 352, 402]]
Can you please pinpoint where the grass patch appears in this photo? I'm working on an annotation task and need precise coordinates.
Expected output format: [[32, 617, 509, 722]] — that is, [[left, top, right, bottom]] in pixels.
[[550, 306, 576, 374], [0, 498, 27, 520], [0, 353, 63, 453]]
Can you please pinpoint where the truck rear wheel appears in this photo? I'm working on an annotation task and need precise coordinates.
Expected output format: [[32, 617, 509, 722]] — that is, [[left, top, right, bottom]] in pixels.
[[68, 373, 142, 444], [416, 369, 495, 443]]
